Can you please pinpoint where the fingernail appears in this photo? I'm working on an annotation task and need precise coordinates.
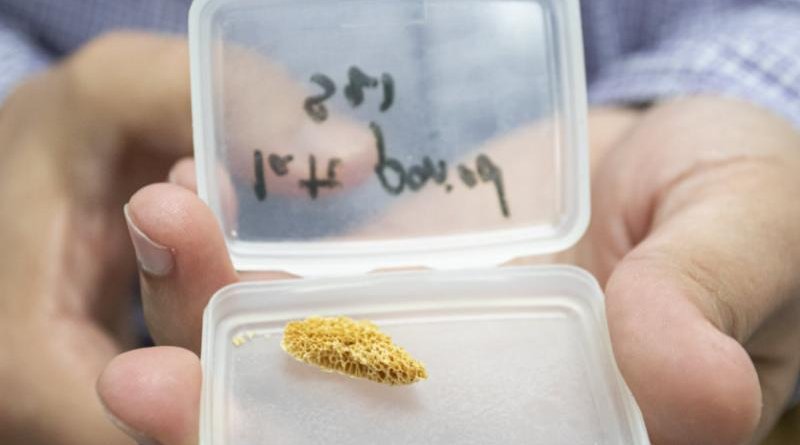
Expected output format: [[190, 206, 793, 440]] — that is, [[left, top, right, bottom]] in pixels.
[[124, 204, 175, 277], [101, 403, 162, 445]]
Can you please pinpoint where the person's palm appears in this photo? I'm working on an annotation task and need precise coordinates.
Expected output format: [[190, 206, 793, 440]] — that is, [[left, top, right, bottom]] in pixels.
[[0, 34, 192, 445]]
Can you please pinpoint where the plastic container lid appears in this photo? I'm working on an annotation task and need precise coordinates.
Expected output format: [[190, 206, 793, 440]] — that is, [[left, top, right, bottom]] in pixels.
[[190, 0, 590, 276], [200, 266, 650, 444]]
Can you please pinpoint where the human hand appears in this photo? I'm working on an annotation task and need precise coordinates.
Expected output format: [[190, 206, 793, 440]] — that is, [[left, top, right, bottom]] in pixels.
[[0, 33, 195, 445], [582, 97, 800, 444], [98, 93, 800, 445], [0, 27, 384, 445]]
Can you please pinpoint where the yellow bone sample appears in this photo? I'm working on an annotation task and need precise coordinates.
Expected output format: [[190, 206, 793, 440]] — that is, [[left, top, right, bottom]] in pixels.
[[281, 316, 428, 385]]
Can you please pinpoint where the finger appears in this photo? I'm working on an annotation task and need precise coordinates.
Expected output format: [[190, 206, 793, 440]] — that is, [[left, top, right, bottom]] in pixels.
[[98, 347, 200, 445], [165, 156, 308, 282], [597, 97, 800, 444], [607, 241, 763, 445], [215, 47, 377, 198], [125, 183, 238, 351], [168, 157, 197, 192], [66, 32, 193, 156], [167, 157, 242, 226]]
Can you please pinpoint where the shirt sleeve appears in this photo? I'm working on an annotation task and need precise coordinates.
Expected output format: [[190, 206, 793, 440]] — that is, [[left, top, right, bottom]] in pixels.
[[588, 3, 800, 128], [0, 13, 52, 104]]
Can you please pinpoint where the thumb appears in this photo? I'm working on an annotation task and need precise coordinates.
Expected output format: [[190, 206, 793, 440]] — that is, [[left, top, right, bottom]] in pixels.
[[124, 183, 238, 352], [607, 231, 764, 445], [97, 347, 201, 445], [599, 99, 800, 445]]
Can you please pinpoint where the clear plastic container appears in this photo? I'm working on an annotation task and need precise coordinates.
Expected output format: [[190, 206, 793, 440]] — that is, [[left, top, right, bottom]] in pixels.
[[201, 267, 648, 444], [189, 0, 650, 443]]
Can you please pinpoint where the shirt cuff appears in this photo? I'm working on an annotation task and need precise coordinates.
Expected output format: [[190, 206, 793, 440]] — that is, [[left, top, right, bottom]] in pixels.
[[588, 6, 800, 130]]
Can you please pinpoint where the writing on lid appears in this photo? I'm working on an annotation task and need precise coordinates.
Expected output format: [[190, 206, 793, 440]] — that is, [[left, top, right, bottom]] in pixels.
[[190, 0, 590, 275]]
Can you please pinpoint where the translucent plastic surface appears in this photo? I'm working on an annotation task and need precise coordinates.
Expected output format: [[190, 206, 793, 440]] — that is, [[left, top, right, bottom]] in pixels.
[[200, 267, 649, 445], [190, 0, 590, 275]]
